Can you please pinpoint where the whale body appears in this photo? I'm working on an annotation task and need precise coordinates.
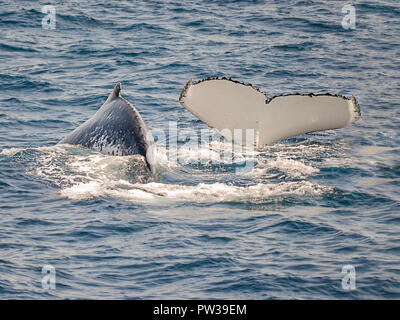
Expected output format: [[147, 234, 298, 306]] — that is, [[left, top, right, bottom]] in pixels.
[[59, 82, 155, 175]]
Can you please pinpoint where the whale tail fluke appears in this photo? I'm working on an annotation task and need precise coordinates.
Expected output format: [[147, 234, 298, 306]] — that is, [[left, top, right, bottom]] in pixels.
[[179, 77, 361, 146]]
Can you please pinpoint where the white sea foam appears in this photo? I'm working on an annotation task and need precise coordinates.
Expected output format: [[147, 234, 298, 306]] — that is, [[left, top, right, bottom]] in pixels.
[[60, 180, 332, 202], [9, 141, 339, 202], [55, 143, 329, 202], [155, 139, 257, 168], [0, 147, 24, 156], [1, 145, 70, 156], [250, 158, 319, 178]]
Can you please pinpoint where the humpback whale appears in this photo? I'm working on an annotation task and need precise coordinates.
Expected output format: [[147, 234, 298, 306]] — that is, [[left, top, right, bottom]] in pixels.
[[180, 77, 361, 146], [59, 78, 360, 181], [59, 83, 155, 175]]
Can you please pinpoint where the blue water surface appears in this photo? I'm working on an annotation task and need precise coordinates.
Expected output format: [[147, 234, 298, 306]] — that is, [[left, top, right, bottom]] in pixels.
[[0, 0, 399, 299]]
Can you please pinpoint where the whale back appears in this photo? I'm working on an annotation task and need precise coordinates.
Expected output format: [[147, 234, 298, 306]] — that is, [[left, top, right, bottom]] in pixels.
[[59, 83, 155, 173]]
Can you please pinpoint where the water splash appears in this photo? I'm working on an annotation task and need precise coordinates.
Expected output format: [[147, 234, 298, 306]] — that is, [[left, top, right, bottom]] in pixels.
[[0, 140, 341, 202]]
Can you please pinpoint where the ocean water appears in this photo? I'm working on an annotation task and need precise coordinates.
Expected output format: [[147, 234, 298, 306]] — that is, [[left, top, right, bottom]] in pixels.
[[0, 0, 399, 299]]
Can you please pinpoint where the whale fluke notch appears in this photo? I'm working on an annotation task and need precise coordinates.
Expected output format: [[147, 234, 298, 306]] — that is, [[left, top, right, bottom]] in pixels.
[[179, 77, 361, 146], [59, 82, 155, 176]]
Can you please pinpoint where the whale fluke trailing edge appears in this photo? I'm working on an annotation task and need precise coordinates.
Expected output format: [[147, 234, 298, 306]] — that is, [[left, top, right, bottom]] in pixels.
[[179, 77, 361, 146], [59, 82, 156, 175]]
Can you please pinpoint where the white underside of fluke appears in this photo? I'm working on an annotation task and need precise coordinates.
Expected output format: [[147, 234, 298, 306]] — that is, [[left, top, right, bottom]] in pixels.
[[179, 78, 361, 146]]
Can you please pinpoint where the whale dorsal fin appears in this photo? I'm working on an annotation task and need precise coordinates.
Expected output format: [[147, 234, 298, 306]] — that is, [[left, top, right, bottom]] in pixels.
[[105, 82, 122, 103]]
